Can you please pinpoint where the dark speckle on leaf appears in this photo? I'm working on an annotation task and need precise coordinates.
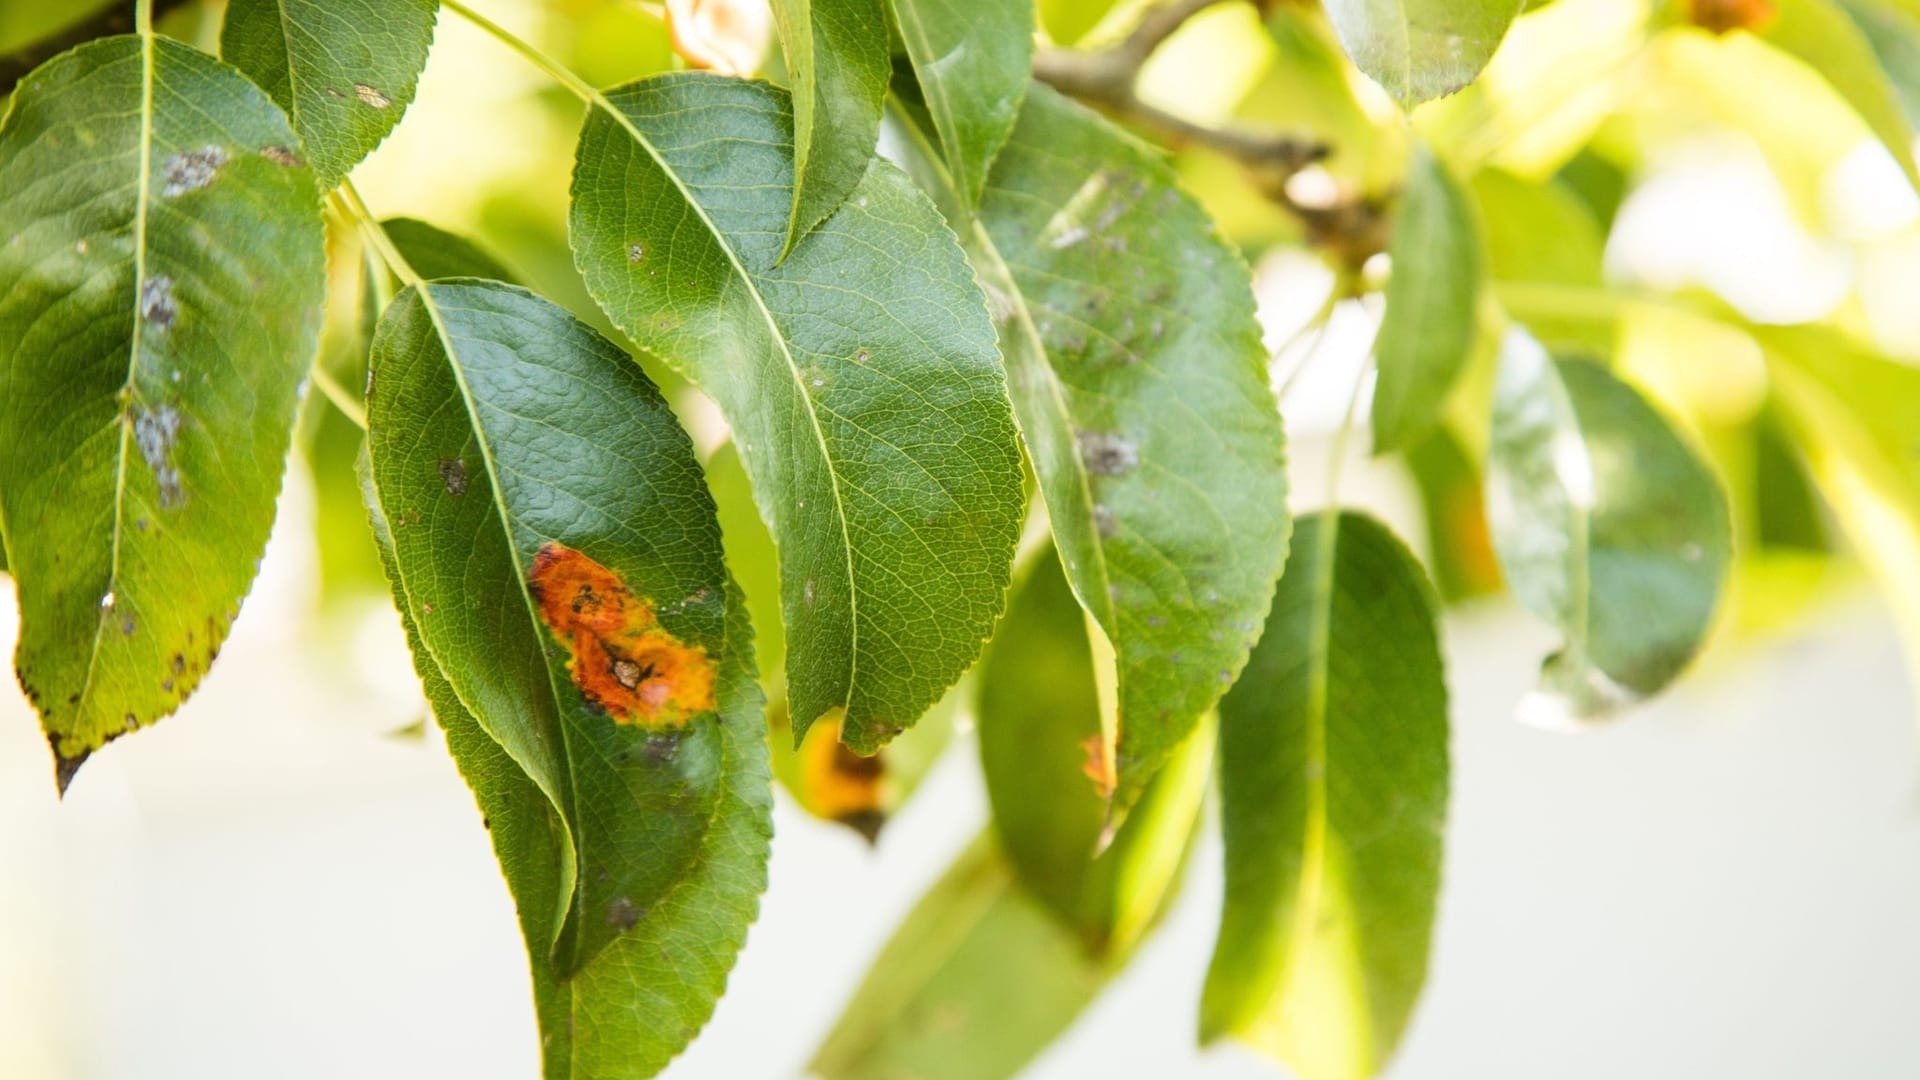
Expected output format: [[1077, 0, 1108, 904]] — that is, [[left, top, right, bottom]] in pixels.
[[437, 458, 468, 496], [160, 145, 227, 197]]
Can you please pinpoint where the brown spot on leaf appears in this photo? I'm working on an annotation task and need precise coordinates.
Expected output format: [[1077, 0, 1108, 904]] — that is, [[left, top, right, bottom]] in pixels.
[[438, 458, 469, 496], [527, 542, 715, 729], [607, 896, 640, 930], [353, 83, 393, 108], [260, 145, 302, 168]]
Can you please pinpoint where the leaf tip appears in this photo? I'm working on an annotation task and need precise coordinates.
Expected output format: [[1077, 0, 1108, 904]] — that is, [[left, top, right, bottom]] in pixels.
[[51, 743, 90, 798]]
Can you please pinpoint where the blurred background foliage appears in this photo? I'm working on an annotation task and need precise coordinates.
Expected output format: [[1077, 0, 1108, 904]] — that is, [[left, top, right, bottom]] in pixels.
[[8, 0, 1920, 1076]]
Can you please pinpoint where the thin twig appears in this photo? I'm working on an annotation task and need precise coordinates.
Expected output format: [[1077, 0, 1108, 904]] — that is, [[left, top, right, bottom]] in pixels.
[[1032, 0, 1327, 175], [1, 0, 196, 96]]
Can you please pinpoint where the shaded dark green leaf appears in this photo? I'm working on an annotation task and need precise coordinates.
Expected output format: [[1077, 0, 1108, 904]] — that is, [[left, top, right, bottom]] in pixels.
[[569, 73, 1024, 753], [892, 82, 1289, 819], [1486, 334, 1731, 724], [889, 0, 1033, 207], [221, 0, 438, 188], [366, 279, 770, 1074], [1372, 142, 1483, 454], [769, 0, 890, 254], [1201, 511, 1448, 1080], [382, 216, 518, 282], [0, 34, 325, 787]]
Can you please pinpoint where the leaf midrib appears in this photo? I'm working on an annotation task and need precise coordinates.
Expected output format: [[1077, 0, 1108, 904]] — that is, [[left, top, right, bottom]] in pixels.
[[888, 95, 1119, 636], [74, 29, 159, 727], [1286, 509, 1341, 1018], [590, 77, 861, 720]]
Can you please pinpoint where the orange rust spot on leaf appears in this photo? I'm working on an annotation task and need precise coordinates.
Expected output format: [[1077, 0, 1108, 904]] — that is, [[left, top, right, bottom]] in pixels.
[[527, 542, 715, 729], [1080, 733, 1117, 800]]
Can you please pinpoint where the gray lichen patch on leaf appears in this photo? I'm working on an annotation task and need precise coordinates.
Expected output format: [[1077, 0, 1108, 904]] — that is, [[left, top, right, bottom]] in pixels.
[[437, 458, 468, 496], [160, 144, 227, 197], [132, 403, 185, 508], [1075, 430, 1138, 477], [139, 275, 176, 328]]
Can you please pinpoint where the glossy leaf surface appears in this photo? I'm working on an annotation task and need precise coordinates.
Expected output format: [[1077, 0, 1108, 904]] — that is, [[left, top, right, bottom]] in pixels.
[[366, 279, 770, 1074], [1322, 0, 1524, 108], [0, 34, 325, 785], [768, 0, 890, 253], [894, 82, 1289, 818], [890, 0, 1032, 206], [570, 73, 1023, 753], [221, 0, 438, 188], [1486, 336, 1731, 724]]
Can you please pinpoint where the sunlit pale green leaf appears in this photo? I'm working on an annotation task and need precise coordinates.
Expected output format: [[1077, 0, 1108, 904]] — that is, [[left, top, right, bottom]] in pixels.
[[366, 280, 770, 1074], [1201, 511, 1448, 1080], [978, 548, 1214, 955], [809, 834, 1108, 1080], [1838, 0, 1920, 126], [815, 557, 1213, 1080], [890, 0, 1032, 207], [1472, 167, 1611, 352], [892, 83, 1289, 820], [1759, 324, 1920, 726], [220, 0, 438, 189], [570, 74, 1024, 754], [1372, 142, 1483, 453], [1323, 0, 1525, 108], [1486, 334, 1731, 724], [0, 34, 325, 789], [768, 0, 889, 255], [1756, 0, 1920, 189]]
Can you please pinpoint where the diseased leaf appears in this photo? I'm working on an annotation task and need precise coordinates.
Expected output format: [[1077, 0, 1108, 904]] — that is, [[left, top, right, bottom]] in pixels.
[[768, 0, 890, 255], [569, 73, 1024, 753], [1322, 0, 1524, 108], [381, 216, 517, 282], [0, 35, 325, 788], [1371, 142, 1483, 454], [1757, 0, 1920, 189], [1485, 332, 1731, 725], [978, 548, 1213, 955], [890, 0, 1033, 207], [1200, 511, 1448, 1080], [891, 82, 1289, 818], [220, 0, 438, 188], [366, 279, 770, 1074]]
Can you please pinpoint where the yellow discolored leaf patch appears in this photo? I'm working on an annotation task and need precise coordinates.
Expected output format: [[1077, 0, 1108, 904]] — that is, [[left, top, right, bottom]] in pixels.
[[527, 542, 715, 729]]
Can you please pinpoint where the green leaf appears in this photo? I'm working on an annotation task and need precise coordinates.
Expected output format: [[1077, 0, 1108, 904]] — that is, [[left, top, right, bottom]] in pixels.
[[1837, 0, 1920, 127], [1757, 324, 1920, 723], [889, 0, 1033, 207], [809, 834, 1109, 1080], [1371, 142, 1483, 454], [381, 216, 517, 282], [569, 73, 1024, 753], [1471, 167, 1607, 352], [769, 0, 890, 256], [0, 34, 325, 789], [891, 82, 1290, 818], [1322, 0, 1525, 108], [220, 0, 438, 189], [365, 279, 771, 1075], [1200, 510, 1448, 1080], [1759, 0, 1920, 189], [1485, 334, 1731, 724], [978, 547, 1213, 954]]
